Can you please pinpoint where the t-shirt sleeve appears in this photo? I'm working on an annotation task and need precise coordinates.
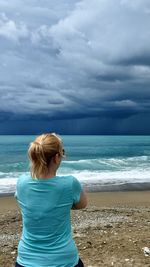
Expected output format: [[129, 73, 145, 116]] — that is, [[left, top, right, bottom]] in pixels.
[[72, 176, 83, 204]]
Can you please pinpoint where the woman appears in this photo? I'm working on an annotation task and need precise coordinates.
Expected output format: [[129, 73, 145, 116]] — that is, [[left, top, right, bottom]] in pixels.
[[15, 133, 87, 267]]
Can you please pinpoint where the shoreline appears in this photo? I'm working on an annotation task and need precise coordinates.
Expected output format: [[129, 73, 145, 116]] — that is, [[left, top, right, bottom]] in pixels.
[[0, 191, 150, 266], [83, 182, 150, 192]]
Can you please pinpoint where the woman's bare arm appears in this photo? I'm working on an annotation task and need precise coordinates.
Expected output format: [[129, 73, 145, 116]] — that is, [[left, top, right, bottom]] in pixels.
[[72, 192, 87, 209]]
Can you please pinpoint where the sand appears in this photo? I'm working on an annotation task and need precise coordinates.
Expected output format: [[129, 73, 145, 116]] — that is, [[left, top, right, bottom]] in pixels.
[[0, 191, 150, 267]]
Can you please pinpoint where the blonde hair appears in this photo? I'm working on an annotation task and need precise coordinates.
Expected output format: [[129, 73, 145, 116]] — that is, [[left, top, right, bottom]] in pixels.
[[28, 133, 64, 179]]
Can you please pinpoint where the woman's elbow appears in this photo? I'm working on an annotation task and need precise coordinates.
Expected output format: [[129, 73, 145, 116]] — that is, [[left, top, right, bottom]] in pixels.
[[73, 192, 88, 209]]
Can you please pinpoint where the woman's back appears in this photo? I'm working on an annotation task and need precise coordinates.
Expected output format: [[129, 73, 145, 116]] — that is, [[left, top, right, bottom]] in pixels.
[[16, 174, 82, 267]]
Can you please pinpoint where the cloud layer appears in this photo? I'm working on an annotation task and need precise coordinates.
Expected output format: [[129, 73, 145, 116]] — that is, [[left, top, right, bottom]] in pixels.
[[0, 0, 150, 134]]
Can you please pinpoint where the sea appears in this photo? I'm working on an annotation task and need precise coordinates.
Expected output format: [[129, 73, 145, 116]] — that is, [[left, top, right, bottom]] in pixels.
[[0, 135, 150, 195]]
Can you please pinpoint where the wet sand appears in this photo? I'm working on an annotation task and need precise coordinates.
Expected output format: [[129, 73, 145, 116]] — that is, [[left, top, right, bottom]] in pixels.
[[0, 191, 150, 267]]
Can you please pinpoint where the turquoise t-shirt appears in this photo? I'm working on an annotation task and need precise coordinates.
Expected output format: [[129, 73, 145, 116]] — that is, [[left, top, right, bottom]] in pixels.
[[15, 175, 83, 267]]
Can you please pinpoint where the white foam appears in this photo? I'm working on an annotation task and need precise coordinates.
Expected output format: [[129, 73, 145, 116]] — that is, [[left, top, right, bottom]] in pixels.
[[0, 171, 26, 179], [60, 168, 150, 183], [0, 172, 29, 194], [0, 168, 150, 194], [0, 178, 17, 193], [63, 156, 150, 169], [65, 155, 149, 163]]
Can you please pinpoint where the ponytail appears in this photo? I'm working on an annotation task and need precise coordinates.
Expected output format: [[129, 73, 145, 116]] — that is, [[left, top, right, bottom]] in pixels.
[[28, 133, 63, 178]]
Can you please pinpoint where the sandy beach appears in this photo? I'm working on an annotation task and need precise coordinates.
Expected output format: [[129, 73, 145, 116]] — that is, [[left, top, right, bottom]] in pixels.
[[0, 191, 150, 267]]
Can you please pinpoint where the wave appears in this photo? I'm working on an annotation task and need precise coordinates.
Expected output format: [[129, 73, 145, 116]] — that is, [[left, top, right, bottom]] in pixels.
[[0, 168, 150, 194], [0, 178, 17, 194], [59, 168, 150, 182], [1, 169, 150, 195], [65, 155, 150, 164], [62, 156, 150, 172], [0, 171, 26, 179]]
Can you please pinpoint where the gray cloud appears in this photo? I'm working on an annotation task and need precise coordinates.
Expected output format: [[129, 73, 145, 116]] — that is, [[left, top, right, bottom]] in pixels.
[[0, 0, 150, 134]]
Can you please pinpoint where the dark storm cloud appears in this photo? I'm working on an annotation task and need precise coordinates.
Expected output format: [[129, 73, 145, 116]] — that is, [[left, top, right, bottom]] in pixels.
[[0, 0, 150, 134], [116, 54, 150, 67]]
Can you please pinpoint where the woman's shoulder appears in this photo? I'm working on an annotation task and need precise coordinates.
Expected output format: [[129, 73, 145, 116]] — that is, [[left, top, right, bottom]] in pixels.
[[57, 175, 77, 182], [17, 173, 31, 184], [58, 175, 81, 189]]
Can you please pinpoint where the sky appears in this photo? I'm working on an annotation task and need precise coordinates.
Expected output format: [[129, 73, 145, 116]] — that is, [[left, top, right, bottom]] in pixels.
[[0, 0, 150, 135]]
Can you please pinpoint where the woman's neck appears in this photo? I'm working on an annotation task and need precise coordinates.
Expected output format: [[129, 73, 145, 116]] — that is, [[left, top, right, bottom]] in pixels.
[[39, 169, 57, 179]]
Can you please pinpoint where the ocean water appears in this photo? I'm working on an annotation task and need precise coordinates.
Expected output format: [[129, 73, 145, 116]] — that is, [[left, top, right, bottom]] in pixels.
[[0, 135, 150, 194]]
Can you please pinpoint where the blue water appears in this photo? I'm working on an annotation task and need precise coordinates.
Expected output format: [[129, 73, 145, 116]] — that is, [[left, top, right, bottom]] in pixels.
[[0, 135, 150, 194]]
